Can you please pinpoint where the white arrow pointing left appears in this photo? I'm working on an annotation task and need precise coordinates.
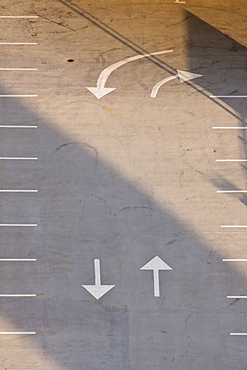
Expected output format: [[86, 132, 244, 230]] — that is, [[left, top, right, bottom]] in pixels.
[[86, 49, 173, 99], [150, 70, 202, 98], [140, 256, 172, 297], [82, 259, 115, 300]]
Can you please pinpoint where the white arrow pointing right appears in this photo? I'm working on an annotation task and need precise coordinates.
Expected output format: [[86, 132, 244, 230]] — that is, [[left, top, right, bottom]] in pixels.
[[140, 256, 172, 297], [150, 70, 202, 98]]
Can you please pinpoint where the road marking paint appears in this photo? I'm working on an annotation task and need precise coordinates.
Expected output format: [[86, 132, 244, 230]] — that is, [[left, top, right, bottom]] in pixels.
[[227, 296, 247, 299], [0, 95, 38, 97], [212, 127, 247, 129], [0, 157, 38, 160], [0, 125, 38, 128], [216, 159, 247, 162], [0, 332, 36, 335], [0, 43, 37, 45], [221, 225, 247, 228], [210, 95, 247, 98], [0, 16, 38, 19], [230, 333, 247, 336], [0, 68, 38, 71], [0, 190, 38, 192], [217, 190, 247, 193], [0, 259, 37, 261], [0, 224, 37, 227], [86, 49, 173, 99], [0, 294, 37, 297], [223, 259, 247, 262]]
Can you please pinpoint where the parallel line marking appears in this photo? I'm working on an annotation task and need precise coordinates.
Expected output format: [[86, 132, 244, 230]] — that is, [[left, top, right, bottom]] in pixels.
[[213, 127, 247, 129], [0, 16, 38, 19], [0, 294, 37, 297], [0, 332, 36, 335], [0, 190, 38, 192], [0, 43, 37, 45], [217, 190, 247, 193], [0, 224, 37, 227], [0, 259, 37, 261], [0, 157, 38, 160], [216, 159, 247, 162], [230, 333, 247, 336], [223, 259, 247, 262], [227, 296, 247, 299], [0, 95, 38, 97], [0, 68, 38, 71], [221, 225, 247, 228], [211, 95, 247, 98], [0, 125, 37, 128]]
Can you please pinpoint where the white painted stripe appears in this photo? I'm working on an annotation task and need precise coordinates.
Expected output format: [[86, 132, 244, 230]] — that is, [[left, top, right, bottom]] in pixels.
[[0, 157, 38, 160], [230, 333, 247, 336], [0, 95, 38, 97], [0, 294, 37, 297], [0, 332, 36, 335], [216, 159, 247, 162], [0, 224, 37, 227], [211, 96, 247, 98], [0, 68, 38, 71], [0, 190, 38, 192], [0, 125, 37, 128], [227, 296, 247, 299], [223, 259, 247, 262], [0, 43, 37, 45], [0, 16, 38, 19], [217, 190, 247, 193], [212, 127, 247, 129], [0, 259, 37, 261], [221, 225, 247, 228]]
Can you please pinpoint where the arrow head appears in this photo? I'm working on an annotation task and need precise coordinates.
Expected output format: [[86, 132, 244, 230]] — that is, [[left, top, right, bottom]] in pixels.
[[86, 87, 116, 99], [82, 285, 115, 300], [140, 256, 172, 271], [177, 70, 202, 83]]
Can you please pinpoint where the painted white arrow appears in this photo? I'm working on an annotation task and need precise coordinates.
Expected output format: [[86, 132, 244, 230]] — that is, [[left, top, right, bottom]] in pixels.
[[150, 70, 202, 98], [140, 256, 172, 297], [82, 259, 115, 300], [86, 49, 173, 99]]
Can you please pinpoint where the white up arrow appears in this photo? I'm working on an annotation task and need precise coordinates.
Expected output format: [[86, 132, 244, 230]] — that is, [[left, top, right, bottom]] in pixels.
[[82, 259, 115, 300], [140, 256, 172, 297], [86, 49, 173, 99], [150, 70, 202, 98]]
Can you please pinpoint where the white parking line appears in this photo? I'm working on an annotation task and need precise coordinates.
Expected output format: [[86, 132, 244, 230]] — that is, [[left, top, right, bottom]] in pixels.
[[0, 68, 38, 71], [221, 225, 247, 228], [0, 125, 38, 128], [213, 127, 247, 129], [0, 16, 38, 19], [0, 95, 38, 97], [0, 332, 36, 335], [211, 95, 247, 98], [0, 190, 38, 192], [216, 159, 247, 162], [217, 190, 247, 193], [230, 333, 247, 336], [0, 259, 37, 261], [223, 259, 247, 262], [0, 224, 37, 227], [227, 296, 247, 299], [0, 43, 38, 45], [0, 294, 37, 297], [0, 157, 38, 160]]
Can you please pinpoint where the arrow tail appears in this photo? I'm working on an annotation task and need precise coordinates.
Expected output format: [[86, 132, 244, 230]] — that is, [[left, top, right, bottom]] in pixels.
[[151, 75, 177, 98], [153, 269, 160, 297]]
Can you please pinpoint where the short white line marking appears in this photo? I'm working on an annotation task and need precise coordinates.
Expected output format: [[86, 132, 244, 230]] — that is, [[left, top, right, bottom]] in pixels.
[[213, 127, 247, 129], [230, 333, 247, 336], [227, 296, 247, 299], [0, 259, 37, 261], [0, 125, 37, 128], [0, 68, 38, 71], [211, 96, 247, 98], [217, 190, 247, 193], [0, 157, 38, 160], [0, 294, 37, 297], [0, 332, 36, 335], [0, 190, 38, 192], [223, 259, 247, 262], [221, 225, 247, 228], [216, 159, 247, 162], [0, 95, 38, 97], [0, 16, 38, 19], [0, 224, 37, 227], [0, 43, 37, 45]]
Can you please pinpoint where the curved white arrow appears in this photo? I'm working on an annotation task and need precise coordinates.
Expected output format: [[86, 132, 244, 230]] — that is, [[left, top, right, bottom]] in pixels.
[[82, 259, 115, 300], [140, 256, 172, 297], [150, 70, 202, 98], [86, 50, 173, 99]]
